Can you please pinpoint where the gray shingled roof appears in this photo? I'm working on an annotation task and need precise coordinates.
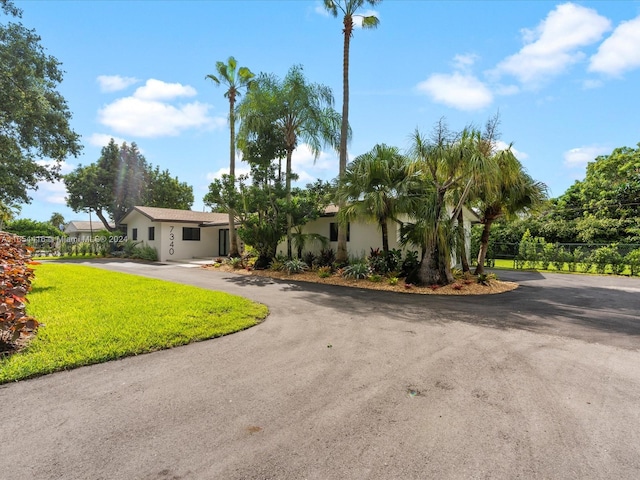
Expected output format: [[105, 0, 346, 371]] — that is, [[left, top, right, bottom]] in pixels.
[[64, 220, 114, 233], [126, 206, 229, 225]]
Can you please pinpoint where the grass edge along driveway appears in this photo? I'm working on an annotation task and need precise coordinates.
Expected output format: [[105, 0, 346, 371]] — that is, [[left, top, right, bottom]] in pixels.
[[0, 264, 268, 384]]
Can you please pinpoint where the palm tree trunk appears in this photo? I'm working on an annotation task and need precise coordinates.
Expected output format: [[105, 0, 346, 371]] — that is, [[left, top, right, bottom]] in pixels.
[[228, 96, 239, 257], [474, 218, 494, 275], [336, 16, 352, 264], [381, 219, 389, 255], [457, 209, 470, 273], [286, 148, 293, 259]]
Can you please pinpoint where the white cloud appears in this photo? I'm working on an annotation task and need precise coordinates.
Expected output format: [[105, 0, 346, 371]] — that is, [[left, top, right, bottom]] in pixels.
[[563, 145, 610, 167], [32, 161, 76, 205], [206, 165, 252, 182], [97, 75, 139, 93], [492, 3, 611, 87], [452, 53, 479, 71], [494, 141, 529, 160], [97, 78, 224, 138], [582, 79, 603, 89], [589, 15, 640, 76], [416, 72, 493, 111], [87, 133, 129, 148], [133, 79, 197, 101], [36, 159, 75, 175]]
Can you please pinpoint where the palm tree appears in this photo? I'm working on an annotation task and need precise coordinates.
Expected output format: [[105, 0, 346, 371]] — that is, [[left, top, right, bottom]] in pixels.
[[336, 144, 417, 254], [323, 0, 381, 264], [238, 65, 341, 258], [408, 121, 497, 285], [206, 57, 255, 257], [473, 151, 548, 274]]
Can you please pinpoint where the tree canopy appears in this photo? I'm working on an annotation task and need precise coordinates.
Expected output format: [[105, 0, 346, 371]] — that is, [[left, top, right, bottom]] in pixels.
[[0, 0, 82, 205], [65, 139, 194, 230]]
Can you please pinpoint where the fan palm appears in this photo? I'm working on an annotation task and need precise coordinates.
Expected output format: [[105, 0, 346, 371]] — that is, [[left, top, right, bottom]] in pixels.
[[206, 56, 255, 256], [337, 144, 417, 254]]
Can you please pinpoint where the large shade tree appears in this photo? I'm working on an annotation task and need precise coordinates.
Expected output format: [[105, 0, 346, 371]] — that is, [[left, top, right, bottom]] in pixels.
[[238, 65, 341, 258], [336, 143, 418, 255], [323, 0, 381, 264], [206, 56, 255, 257], [0, 0, 82, 205]]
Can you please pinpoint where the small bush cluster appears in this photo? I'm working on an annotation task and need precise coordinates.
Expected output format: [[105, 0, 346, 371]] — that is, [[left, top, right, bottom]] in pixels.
[[1, 232, 40, 353]]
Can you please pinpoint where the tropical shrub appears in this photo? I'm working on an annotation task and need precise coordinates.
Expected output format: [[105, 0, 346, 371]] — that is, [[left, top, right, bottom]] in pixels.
[[342, 262, 369, 280], [0, 232, 39, 352], [388, 276, 399, 286], [317, 248, 336, 268], [317, 266, 332, 278], [131, 245, 158, 262], [283, 258, 308, 274], [400, 250, 420, 277], [228, 256, 245, 270], [368, 273, 382, 283], [302, 251, 317, 269]]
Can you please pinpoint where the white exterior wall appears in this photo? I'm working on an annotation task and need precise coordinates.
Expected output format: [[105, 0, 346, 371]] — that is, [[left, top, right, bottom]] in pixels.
[[278, 211, 474, 265], [124, 210, 223, 262]]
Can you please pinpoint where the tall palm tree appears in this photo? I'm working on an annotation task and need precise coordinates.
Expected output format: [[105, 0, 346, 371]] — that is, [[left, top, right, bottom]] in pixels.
[[238, 65, 341, 258], [473, 151, 548, 274], [323, 0, 381, 263], [336, 144, 417, 254], [206, 57, 255, 257]]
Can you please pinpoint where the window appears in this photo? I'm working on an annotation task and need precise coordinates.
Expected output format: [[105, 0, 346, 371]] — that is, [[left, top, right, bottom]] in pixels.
[[132, 228, 138, 241], [182, 227, 201, 241], [219, 229, 229, 256], [148, 227, 155, 241], [330, 222, 349, 242]]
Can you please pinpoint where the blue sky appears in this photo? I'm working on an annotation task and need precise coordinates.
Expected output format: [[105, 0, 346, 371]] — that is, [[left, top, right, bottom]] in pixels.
[[14, 0, 640, 223]]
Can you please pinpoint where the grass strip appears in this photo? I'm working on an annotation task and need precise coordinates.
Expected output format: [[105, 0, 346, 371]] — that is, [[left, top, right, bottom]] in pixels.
[[0, 264, 267, 383]]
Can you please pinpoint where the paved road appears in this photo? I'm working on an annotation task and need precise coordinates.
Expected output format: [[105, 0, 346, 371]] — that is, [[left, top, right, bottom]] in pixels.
[[2, 261, 639, 479]]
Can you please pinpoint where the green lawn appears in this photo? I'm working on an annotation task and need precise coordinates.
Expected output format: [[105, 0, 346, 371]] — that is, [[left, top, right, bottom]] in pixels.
[[0, 264, 268, 383]]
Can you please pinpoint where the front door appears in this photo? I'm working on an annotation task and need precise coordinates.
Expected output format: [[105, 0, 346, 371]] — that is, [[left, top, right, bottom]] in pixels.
[[219, 229, 229, 256]]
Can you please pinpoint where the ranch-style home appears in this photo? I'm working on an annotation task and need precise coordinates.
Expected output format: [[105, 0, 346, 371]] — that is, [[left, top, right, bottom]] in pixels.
[[121, 205, 479, 264], [119, 206, 234, 262], [64, 220, 115, 240]]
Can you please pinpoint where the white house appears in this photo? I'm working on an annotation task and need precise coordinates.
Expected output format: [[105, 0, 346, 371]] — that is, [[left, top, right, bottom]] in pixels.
[[120, 206, 231, 262], [276, 205, 480, 265], [120, 205, 478, 265], [64, 220, 115, 241]]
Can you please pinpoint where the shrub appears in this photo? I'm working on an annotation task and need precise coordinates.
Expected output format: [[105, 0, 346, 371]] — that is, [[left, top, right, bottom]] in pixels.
[[132, 245, 158, 262], [317, 248, 336, 268], [625, 248, 640, 276], [302, 251, 317, 269], [368, 273, 382, 283], [401, 250, 420, 277], [283, 258, 308, 274], [589, 246, 623, 275], [269, 255, 287, 271], [0, 232, 40, 353], [228, 257, 245, 270], [388, 276, 399, 286], [342, 262, 369, 280], [317, 266, 332, 278]]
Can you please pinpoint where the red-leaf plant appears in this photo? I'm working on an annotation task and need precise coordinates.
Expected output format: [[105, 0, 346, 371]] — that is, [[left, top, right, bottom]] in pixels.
[[0, 232, 40, 352]]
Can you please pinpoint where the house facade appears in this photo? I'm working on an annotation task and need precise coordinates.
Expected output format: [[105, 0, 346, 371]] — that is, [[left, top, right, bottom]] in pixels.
[[64, 220, 115, 241], [120, 206, 232, 262], [120, 205, 478, 265], [276, 205, 480, 265]]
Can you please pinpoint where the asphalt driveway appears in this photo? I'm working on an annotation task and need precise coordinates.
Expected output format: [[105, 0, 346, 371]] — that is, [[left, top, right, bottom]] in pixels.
[[2, 261, 639, 479]]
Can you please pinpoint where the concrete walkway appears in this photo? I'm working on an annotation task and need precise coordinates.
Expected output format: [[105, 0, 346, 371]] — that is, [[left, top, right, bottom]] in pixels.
[[2, 261, 639, 479]]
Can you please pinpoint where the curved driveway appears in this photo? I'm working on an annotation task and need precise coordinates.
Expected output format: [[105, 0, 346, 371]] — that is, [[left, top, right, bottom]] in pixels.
[[2, 261, 639, 479]]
